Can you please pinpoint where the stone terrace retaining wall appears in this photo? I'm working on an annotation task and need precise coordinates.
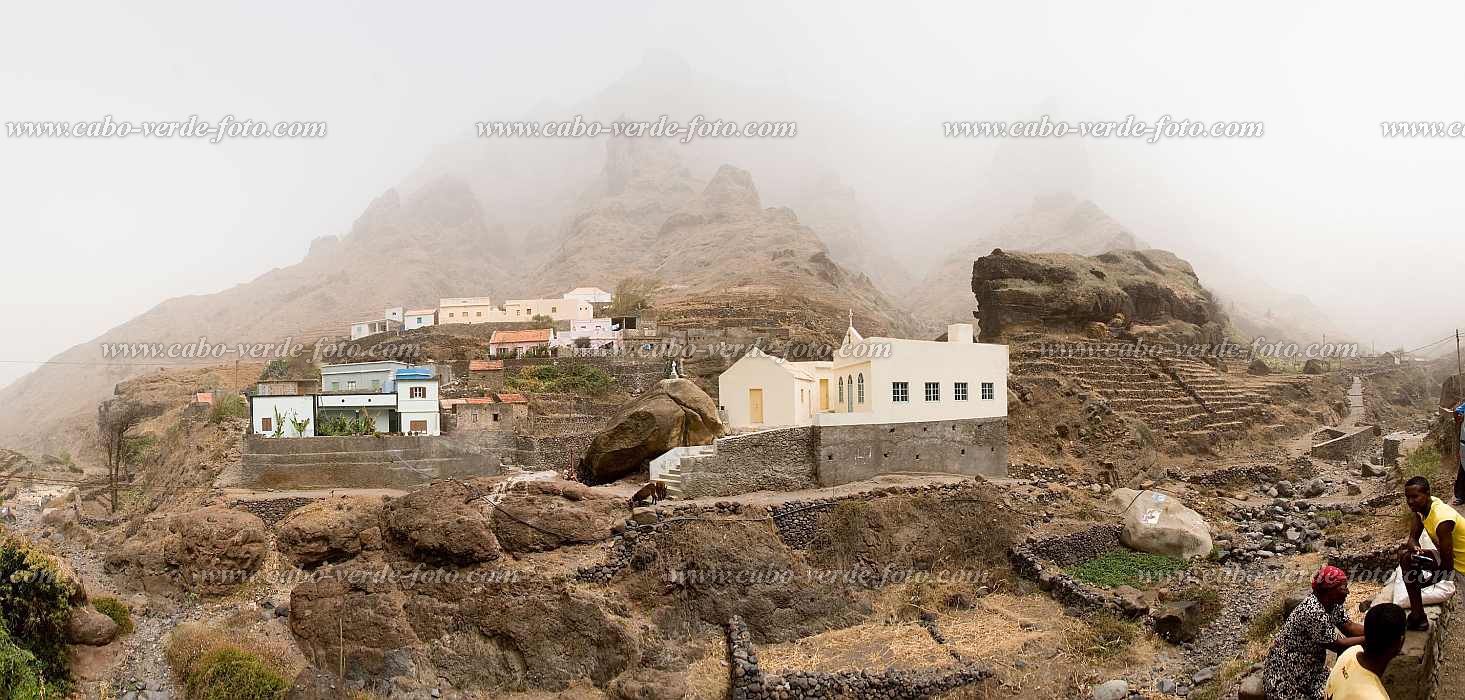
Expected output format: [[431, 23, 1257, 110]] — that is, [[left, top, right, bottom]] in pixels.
[[680, 427, 819, 499], [678, 418, 1009, 500], [725, 616, 992, 700], [1310, 424, 1381, 459], [1008, 525, 1141, 614], [234, 435, 501, 489], [231, 496, 320, 525]]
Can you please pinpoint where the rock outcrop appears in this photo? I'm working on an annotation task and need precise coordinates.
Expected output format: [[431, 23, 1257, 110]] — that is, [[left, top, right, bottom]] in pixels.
[[104, 505, 269, 596], [579, 379, 725, 484], [972, 248, 1227, 343], [381, 481, 500, 566], [276, 495, 387, 567], [64, 606, 119, 646]]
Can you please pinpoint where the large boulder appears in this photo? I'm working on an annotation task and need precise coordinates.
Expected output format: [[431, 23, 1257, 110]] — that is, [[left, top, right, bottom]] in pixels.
[[382, 480, 500, 565], [1247, 358, 1272, 376], [276, 496, 386, 567], [1303, 358, 1329, 374], [1109, 489, 1212, 559], [579, 379, 725, 484], [165, 506, 271, 595], [64, 605, 118, 646]]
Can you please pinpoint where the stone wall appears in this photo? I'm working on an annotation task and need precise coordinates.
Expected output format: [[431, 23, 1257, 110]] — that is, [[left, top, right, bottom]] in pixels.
[[1008, 526, 1143, 615], [680, 427, 819, 499], [815, 417, 1007, 487], [1382, 596, 1455, 700], [677, 418, 1008, 499], [725, 615, 992, 699], [231, 435, 502, 489], [230, 496, 321, 525], [1310, 424, 1381, 459]]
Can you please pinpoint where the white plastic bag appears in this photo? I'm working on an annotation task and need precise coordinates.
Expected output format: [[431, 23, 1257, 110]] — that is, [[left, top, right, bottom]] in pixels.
[[1372, 532, 1457, 609]]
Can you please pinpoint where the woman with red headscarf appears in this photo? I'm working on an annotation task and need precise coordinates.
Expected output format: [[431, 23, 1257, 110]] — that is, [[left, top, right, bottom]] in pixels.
[[1262, 566, 1367, 700]]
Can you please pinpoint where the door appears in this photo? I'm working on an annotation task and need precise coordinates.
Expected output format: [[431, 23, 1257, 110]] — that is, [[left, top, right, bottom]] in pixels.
[[748, 388, 764, 424], [819, 379, 829, 411]]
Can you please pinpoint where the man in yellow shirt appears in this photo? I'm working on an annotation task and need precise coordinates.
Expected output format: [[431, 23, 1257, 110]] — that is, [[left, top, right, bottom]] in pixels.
[[1325, 603, 1406, 699], [1399, 476, 1465, 630]]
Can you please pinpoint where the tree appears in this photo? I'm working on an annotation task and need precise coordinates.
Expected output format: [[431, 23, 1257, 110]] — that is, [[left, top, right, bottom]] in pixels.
[[96, 398, 162, 513], [609, 276, 660, 316]]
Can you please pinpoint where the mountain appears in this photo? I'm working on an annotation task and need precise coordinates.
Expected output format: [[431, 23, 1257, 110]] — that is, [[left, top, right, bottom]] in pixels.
[[903, 193, 1142, 330], [0, 134, 910, 456], [532, 137, 914, 341], [0, 178, 519, 455], [784, 174, 917, 298]]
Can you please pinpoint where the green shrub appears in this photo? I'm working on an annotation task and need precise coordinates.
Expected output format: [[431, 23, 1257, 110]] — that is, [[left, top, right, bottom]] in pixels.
[[1398, 444, 1443, 482], [166, 622, 296, 700], [92, 596, 134, 636], [184, 648, 288, 700], [0, 626, 55, 699], [1066, 549, 1190, 588], [505, 364, 614, 396], [209, 394, 247, 423], [0, 534, 77, 694]]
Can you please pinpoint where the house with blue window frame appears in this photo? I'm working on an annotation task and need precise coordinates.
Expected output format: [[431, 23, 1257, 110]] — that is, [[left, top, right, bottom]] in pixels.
[[249, 362, 443, 437]]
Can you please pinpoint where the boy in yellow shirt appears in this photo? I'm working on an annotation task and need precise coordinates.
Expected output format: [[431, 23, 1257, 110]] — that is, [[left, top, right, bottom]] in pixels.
[[1325, 603, 1406, 699], [1399, 476, 1465, 630]]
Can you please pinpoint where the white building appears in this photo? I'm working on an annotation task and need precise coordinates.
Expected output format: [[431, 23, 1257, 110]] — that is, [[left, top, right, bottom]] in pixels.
[[404, 308, 437, 330], [350, 308, 404, 340], [553, 318, 621, 350], [497, 298, 594, 322], [250, 363, 442, 437], [718, 323, 1008, 429], [249, 394, 316, 437], [395, 367, 441, 435], [563, 286, 613, 305], [439, 296, 495, 324]]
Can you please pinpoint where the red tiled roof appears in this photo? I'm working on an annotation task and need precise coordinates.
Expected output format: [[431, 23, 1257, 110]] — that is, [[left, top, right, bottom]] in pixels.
[[494, 393, 528, 404], [468, 359, 504, 371], [489, 329, 552, 344], [464, 396, 496, 405], [439, 398, 467, 410]]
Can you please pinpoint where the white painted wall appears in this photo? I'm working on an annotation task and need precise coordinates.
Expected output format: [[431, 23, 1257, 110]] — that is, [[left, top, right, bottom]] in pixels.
[[405, 311, 436, 329], [250, 395, 316, 436], [838, 333, 1007, 425], [718, 352, 815, 428]]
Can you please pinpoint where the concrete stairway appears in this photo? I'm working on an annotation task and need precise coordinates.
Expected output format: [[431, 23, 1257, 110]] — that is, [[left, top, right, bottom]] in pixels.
[[650, 445, 715, 498]]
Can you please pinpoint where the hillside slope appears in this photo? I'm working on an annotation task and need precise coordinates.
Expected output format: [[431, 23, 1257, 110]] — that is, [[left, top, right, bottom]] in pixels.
[[0, 178, 521, 456]]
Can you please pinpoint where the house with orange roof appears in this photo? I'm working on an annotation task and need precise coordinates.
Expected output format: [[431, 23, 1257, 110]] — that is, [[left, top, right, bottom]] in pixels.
[[488, 328, 555, 358]]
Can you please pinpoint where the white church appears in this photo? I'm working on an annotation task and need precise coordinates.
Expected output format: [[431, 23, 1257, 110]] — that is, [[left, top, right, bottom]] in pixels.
[[717, 322, 1008, 430]]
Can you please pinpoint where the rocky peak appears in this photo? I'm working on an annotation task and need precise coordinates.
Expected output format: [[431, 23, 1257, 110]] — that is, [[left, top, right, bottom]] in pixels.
[[701, 164, 761, 211]]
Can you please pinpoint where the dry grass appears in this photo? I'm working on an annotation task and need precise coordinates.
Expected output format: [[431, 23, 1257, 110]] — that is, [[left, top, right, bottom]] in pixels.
[[756, 621, 949, 674], [683, 640, 732, 700], [164, 622, 302, 698]]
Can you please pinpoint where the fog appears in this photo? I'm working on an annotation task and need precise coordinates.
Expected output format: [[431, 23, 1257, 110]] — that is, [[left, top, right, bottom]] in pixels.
[[3, 0, 1463, 390]]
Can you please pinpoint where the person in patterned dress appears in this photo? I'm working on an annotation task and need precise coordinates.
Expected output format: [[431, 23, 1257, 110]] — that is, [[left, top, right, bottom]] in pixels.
[[1263, 565, 1367, 700]]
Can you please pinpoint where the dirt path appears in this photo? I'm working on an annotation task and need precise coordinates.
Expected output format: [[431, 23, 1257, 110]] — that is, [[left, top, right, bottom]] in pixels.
[[13, 484, 201, 699]]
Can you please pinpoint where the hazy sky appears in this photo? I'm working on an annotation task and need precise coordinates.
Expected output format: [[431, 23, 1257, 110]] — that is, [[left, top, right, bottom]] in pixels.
[[3, 0, 1464, 390]]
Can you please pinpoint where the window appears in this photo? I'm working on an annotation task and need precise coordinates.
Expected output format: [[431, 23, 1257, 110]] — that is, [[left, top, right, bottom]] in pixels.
[[552, 306, 558, 313], [837, 377, 844, 402], [857, 374, 864, 403], [409, 386, 426, 399], [925, 382, 940, 401], [954, 382, 969, 401], [346, 380, 357, 391], [892, 381, 909, 402], [371, 379, 381, 391], [476, 311, 483, 317], [260, 417, 272, 432], [492, 413, 501, 422], [981, 382, 995, 400], [330, 381, 340, 391], [447, 312, 454, 318]]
